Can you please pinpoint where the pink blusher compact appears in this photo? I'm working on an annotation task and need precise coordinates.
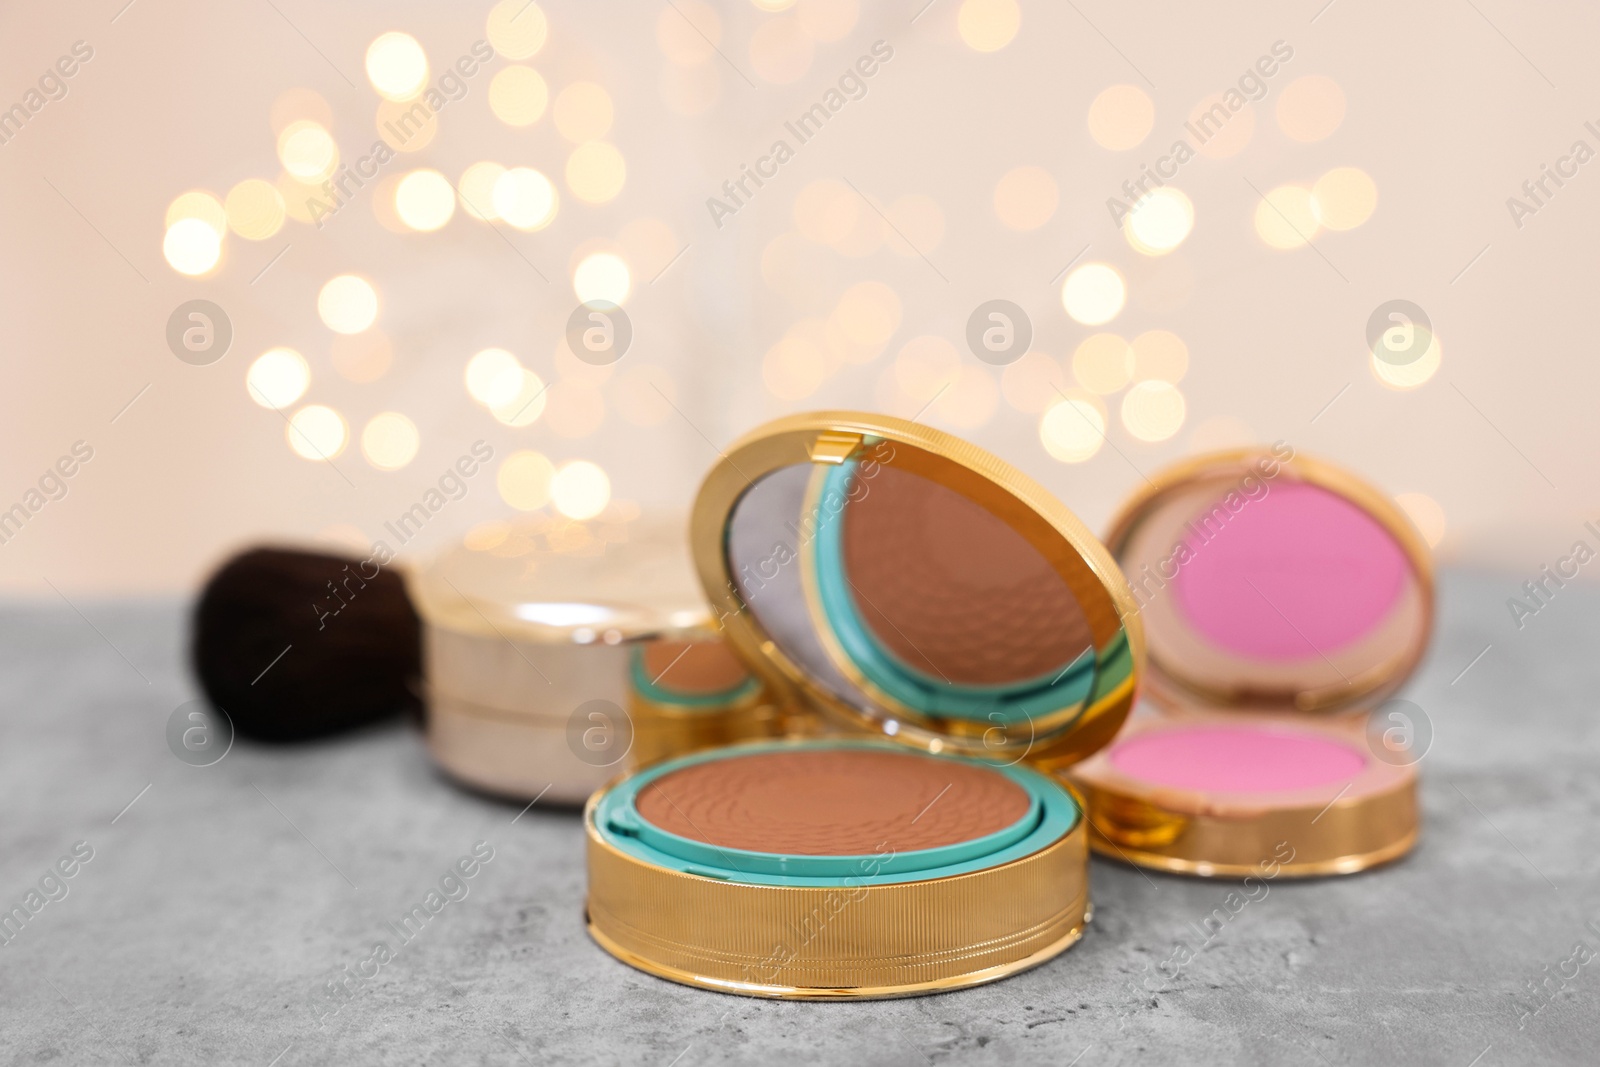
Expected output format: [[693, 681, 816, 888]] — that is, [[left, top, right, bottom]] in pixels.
[[1068, 446, 1433, 878]]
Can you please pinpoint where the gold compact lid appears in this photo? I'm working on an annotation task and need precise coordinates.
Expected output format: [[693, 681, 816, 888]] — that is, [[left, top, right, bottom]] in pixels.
[[1104, 446, 1434, 716], [689, 411, 1144, 771], [410, 510, 711, 645]]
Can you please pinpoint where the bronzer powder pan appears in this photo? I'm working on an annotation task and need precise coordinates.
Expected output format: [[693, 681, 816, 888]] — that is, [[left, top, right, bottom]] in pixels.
[[630, 745, 1034, 856], [585, 412, 1145, 998], [807, 461, 1099, 723], [1067, 447, 1433, 878]]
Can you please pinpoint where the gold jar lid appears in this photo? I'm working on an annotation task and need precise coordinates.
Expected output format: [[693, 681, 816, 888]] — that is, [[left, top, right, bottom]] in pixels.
[[409, 511, 712, 647]]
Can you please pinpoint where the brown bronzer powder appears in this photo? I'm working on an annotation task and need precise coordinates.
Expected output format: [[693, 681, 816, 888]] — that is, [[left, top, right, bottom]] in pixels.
[[840, 466, 1093, 685], [635, 747, 1031, 855], [641, 640, 751, 696]]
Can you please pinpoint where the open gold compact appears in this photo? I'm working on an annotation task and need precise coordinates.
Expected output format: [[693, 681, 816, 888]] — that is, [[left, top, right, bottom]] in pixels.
[[1067, 446, 1434, 877], [408, 513, 787, 804], [585, 412, 1145, 998]]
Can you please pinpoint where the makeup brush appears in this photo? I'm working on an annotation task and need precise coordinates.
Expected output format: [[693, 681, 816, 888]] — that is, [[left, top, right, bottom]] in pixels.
[[190, 545, 420, 741]]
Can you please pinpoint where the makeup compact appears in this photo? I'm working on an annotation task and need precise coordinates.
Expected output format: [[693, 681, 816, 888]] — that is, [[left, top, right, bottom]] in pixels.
[[409, 513, 787, 804], [1067, 446, 1434, 877], [585, 412, 1144, 998]]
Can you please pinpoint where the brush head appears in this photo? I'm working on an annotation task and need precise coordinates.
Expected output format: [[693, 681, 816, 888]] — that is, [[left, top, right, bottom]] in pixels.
[[191, 546, 421, 741]]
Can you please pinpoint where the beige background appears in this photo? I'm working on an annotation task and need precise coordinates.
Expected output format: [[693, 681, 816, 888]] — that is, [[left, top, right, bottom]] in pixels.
[[0, 0, 1593, 594]]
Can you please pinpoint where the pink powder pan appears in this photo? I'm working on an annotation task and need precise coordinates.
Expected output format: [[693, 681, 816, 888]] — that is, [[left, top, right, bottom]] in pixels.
[[1068, 448, 1433, 879], [1109, 724, 1367, 796], [1170, 482, 1409, 662]]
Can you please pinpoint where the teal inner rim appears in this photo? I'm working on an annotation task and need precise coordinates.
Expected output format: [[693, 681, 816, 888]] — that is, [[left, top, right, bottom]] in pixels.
[[629, 646, 762, 709], [593, 739, 1080, 886], [810, 460, 1097, 723]]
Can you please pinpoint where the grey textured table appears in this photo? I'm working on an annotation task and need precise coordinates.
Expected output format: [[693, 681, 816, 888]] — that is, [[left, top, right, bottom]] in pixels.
[[3, 571, 1596, 1066]]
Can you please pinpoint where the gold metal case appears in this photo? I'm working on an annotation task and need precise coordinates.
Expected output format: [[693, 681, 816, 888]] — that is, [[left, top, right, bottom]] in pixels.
[[586, 780, 1091, 1000], [585, 412, 1146, 998]]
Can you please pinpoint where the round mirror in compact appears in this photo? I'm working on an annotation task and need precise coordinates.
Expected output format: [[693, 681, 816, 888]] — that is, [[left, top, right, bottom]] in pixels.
[[408, 513, 787, 805], [585, 412, 1145, 998], [1066, 445, 1435, 877]]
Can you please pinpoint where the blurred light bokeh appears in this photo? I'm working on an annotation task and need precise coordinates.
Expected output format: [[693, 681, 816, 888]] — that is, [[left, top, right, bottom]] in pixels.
[[1, 0, 1592, 592]]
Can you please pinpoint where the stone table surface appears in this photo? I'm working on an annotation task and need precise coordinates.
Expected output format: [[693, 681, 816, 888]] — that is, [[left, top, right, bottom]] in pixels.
[[2, 570, 1597, 1066]]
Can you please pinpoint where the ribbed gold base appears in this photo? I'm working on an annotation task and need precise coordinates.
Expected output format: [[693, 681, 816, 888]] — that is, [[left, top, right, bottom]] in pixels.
[[1070, 735, 1419, 879], [1085, 826, 1417, 879], [585, 803, 1091, 999], [586, 914, 1086, 1000]]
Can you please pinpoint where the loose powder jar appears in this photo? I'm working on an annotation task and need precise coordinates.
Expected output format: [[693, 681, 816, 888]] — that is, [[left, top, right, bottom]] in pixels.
[[585, 412, 1145, 998], [1067, 447, 1434, 877], [409, 513, 786, 804]]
